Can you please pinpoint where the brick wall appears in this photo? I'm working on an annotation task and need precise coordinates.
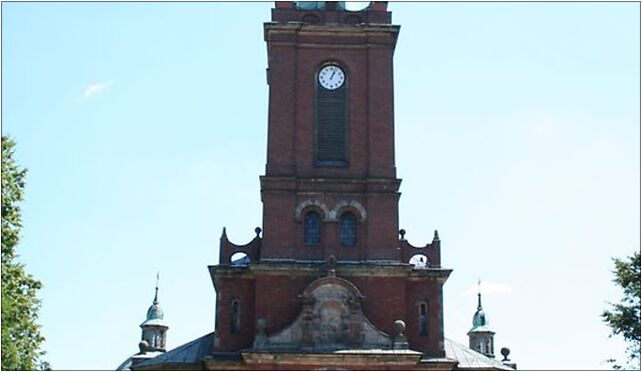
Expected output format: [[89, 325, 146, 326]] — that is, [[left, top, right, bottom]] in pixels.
[[210, 3, 450, 363]]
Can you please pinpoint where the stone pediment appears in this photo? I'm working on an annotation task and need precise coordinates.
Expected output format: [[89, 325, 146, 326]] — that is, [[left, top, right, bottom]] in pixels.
[[254, 276, 392, 352]]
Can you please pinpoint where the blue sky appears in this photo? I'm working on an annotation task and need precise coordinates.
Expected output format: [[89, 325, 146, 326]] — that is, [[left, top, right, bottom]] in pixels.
[[2, 2, 639, 370]]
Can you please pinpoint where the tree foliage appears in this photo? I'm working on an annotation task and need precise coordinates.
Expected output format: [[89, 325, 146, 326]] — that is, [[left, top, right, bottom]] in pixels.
[[602, 251, 641, 369], [1, 136, 49, 370]]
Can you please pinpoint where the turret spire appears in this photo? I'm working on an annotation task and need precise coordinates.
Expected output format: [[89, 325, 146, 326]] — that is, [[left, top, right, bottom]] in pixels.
[[154, 272, 160, 305], [477, 279, 483, 311]]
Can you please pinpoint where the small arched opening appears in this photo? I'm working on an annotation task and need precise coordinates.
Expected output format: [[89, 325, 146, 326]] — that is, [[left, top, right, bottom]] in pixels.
[[409, 254, 429, 269], [230, 252, 249, 266]]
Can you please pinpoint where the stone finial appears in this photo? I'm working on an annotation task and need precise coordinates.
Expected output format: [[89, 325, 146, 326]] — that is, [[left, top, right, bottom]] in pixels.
[[327, 255, 337, 277], [433, 229, 440, 241], [500, 347, 517, 369], [392, 320, 409, 350], [500, 347, 510, 362], [399, 229, 406, 240], [254, 318, 269, 350], [221, 227, 228, 239], [257, 318, 267, 332], [255, 227, 262, 238], [138, 340, 149, 355], [394, 320, 406, 336]]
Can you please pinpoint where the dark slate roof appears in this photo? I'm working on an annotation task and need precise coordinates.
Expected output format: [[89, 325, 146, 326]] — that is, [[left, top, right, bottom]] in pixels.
[[131, 333, 512, 371], [116, 356, 133, 371], [444, 338, 514, 370], [116, 351, 164, 371], [135, 332, 214, 369]]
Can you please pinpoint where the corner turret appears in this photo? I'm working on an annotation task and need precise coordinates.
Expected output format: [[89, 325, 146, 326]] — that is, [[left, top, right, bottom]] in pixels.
[[467, 282, 496, 358], [140, 273, 168, 352], [117, 274, 169, 370]]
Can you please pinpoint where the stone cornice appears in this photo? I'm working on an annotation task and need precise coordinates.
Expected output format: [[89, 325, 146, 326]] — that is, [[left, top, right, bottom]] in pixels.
[[264, 22, 399, 50], [241, 350, 422, 367], [209, 261, 452, 281], [264, 22, 400, 35], [260, 176, 402, 193]]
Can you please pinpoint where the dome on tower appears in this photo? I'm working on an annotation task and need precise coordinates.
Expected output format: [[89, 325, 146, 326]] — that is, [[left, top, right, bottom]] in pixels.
[[472, 307, 488, 328], [469, 291, 493, 332], [140, 276, 168, 329], [146, 301, 164, 321]]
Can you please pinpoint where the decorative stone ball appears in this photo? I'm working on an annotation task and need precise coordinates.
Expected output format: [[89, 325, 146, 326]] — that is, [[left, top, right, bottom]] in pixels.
[[500, 347, 511, 361], [255, 227, 262, 236], [257, 317, 267, 332], [393, 320, 406, 336], [138, 340, 150, 354]]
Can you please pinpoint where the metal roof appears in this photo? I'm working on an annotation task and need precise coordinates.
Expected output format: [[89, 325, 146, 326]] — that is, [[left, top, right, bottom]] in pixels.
[[139, 318, 168, 328], [135, 332, 214, 369], [116, 351, 164, 371], [444, 338, 514, 370], [130, 333, 513, 370]]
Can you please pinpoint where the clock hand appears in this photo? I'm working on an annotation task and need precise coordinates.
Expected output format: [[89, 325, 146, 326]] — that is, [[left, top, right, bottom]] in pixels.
[[330, 70, 336, 80]]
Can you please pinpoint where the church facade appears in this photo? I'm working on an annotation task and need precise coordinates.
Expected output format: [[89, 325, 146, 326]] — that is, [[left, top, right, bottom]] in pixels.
[[119, 2, 516, 370]]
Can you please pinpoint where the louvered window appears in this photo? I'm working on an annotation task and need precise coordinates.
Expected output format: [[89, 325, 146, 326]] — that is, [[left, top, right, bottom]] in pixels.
[[316, 73, 347, 164]]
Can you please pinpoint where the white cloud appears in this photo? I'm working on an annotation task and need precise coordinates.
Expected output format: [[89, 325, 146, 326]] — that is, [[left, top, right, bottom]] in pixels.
[[83, 81, 114, 98], [463, 281, 512, 296]]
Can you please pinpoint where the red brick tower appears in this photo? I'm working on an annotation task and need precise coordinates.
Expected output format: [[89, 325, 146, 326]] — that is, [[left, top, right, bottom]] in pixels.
[[209, 2, 452, 369]]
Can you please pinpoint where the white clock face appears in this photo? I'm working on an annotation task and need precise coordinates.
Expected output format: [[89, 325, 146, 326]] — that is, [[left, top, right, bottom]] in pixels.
[[318, 65, 345, 90]]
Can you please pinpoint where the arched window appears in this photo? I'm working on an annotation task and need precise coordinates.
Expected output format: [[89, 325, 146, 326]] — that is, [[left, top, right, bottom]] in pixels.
[[340, 212, 357, 247], [304, 211, 321, 246], [230, 300, 240, 334], [315, 63, 347, 165], [419, 301, 428, 336]]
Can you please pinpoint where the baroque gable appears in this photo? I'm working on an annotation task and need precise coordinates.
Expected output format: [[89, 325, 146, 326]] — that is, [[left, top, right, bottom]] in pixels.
[[254, 276, 391, 352]]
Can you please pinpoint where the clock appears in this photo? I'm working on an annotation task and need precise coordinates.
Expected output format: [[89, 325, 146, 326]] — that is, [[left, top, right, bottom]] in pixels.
[[318, 65, 345, 90]]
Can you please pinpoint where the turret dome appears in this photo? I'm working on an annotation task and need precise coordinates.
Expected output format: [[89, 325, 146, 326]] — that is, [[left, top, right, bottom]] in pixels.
[[140, 276, 168, 329], [469, 291, 493, 332], [472, 307, 488, 328], [146, 301, 164, 321]]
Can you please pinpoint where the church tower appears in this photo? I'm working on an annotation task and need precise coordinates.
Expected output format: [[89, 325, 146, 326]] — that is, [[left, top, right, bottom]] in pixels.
[[209, 2, 453, 369], [119, 2, 517, 370]]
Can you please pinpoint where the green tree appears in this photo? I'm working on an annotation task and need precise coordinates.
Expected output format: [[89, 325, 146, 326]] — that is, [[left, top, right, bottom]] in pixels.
[[602, 251, 641, 370], [1, 136, 49, 370]]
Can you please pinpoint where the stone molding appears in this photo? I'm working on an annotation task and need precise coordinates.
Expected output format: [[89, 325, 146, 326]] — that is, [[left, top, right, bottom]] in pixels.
[[294, 198, 367, 222]]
